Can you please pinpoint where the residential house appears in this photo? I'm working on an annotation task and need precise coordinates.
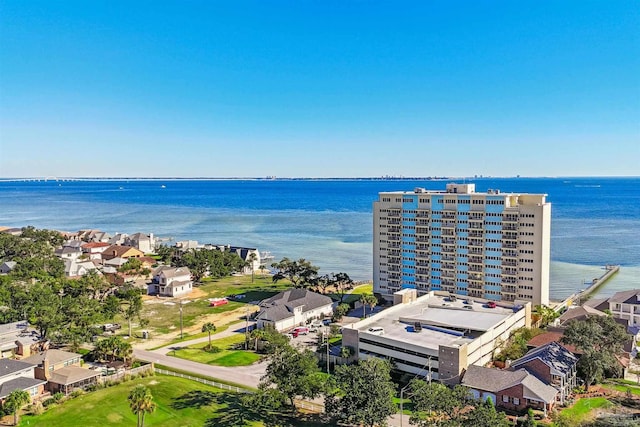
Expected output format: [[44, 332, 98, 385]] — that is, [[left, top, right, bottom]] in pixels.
[[22, 349, 99, 395], [0, 359, 46, 403], [606, 290, 640, 327], [79, 229, 112, 243], [557, 305, 607, 327], [461, 365, 558, 416], [64, 258, 99, 278], [124, 233, 155, 254], [108, 233, 129, 246], [0, 261, 17, 274], [526, 329, 581, 355], [54, 245, 83, 261], [228, 246, 261, 274], [148, 266, 193, 297], [0, 321, 39, 358], [256, 289, 334, 332], [101, 245, 144, 262], [81, 242, 111, 260], [510, 342, 578, 405]]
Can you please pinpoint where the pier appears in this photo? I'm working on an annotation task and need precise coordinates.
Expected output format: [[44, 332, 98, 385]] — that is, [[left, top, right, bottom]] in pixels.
[[554, 265, 620, 313]]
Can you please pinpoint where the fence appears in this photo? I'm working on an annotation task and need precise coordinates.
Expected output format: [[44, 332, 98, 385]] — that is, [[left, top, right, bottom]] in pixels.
[[99, 363, 155, 383], [154, 368, 249, 393], [154, 367, 325, 412]]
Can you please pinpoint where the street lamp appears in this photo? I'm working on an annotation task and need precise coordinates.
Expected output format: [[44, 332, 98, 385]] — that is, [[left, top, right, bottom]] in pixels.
[[400, 382, 411, 427], [179, 300, 183, 340]]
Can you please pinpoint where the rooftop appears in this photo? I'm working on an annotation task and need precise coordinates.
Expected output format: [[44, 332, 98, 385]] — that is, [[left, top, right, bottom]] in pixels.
[[346, 293, 521, 351]]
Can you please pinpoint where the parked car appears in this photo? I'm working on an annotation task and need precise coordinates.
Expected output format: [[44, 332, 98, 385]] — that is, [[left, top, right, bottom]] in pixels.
[[103, 323, 121, 332], [291, 327, 310, 338], [486, 301, 497, 309], [367, 327, 384, 335]]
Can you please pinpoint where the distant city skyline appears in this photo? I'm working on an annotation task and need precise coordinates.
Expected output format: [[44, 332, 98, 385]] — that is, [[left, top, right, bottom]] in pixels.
[[1, 1, 639, 178]]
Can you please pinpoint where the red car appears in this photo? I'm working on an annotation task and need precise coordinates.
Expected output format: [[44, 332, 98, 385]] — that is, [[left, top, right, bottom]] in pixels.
[[487, 301, 497, 308]]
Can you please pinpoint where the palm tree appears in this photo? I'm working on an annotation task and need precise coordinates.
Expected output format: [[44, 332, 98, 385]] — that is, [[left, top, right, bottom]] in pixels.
[[128, 385, 156, 427], [202, 322, 216, 349], [360, 294, 378, 317], [5, 389, 30, 426], [250, 328, 267, 351], [248, 252, 258, 283]]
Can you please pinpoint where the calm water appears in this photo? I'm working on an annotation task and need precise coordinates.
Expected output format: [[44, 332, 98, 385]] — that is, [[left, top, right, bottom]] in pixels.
[[1, 177, 639, 299]]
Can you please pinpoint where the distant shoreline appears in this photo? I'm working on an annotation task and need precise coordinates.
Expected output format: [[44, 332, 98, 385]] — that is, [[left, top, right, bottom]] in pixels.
[[0, 175, 637, 183]]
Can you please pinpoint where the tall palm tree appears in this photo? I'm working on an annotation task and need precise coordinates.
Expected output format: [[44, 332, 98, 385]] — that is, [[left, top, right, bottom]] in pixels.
[[5, 389, 30, 426], [360, 294, 378, 317], [202, 322, 216, 348], [128, 385, 156, 427], [248, 252, 258, 283]]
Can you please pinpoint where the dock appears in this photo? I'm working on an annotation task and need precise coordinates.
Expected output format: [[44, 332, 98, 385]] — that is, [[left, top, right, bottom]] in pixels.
[[554, 265, 620, 312]]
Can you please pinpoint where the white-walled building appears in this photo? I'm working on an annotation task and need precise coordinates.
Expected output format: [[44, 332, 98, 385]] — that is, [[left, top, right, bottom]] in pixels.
[[374, 183, 551, 306], [256, 289, 334, 331], [148, 266, 193, 298], [342, 289, 531, 382]]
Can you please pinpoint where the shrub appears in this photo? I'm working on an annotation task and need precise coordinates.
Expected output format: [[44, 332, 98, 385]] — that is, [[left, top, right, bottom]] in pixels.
[[30, 401, 44, 415], [52, 392, 65, 403], [205, 345, 221, 353], [42, 398, 57, 408], [70, 390, 84, 398]]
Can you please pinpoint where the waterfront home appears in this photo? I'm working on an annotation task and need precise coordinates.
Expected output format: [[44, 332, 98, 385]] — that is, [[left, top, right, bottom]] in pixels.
[[510, 342, 578, 405], [256, 289, 333, 332], [21, 349, 99, 395], [228, 246, 261, 274], [54, 245, 83, 261], [124, 232, 155, 253], [556, 305, 606, 327], [461, 365, 558, 416], [148, 266, 193, 297], [78, 229, 112, 243], [605, 289, 640, 327]]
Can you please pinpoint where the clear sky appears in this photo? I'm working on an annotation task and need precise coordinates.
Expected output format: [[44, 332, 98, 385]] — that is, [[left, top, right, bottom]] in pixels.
[[1, 1, 639, 178]]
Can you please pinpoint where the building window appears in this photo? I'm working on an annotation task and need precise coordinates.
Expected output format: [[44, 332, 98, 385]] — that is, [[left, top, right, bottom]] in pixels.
[[502, 395, 509, 403], [513, 397, 520, 405]]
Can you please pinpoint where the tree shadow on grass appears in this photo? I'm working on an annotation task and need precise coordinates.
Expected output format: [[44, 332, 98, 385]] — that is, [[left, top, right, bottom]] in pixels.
[[171, 390, 218, 410], [203, 393, 328, 427]]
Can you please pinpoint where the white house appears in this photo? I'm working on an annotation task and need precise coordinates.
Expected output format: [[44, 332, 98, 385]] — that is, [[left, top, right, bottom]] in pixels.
[[64, 259, 99, 278], [80, 242, 111, 260], [54, 246, 83, 261], [607, 290, 640, 326], [256, 289, 334, 332], [148, 266, 193, 298], [125, 233, 155, 254]]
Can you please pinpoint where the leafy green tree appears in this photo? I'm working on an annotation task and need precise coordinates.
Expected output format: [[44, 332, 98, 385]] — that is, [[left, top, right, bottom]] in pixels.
[[118, 286, 143, 337], [360, 294, 378, 317], [270, 257, 319, 288], [117, 258, 151, 282], [25, 282, 65, 339], [462, 397, 509, 427], [154, 244, 176, 264], [523, 408, 537, 427], [562, 315, 628, 386], [409, 380, 472, 426], [128, 385, 156, 427], [312, 274, 332, 294], [4, 389, 30, 426], [260, 344, 325, 406], [534, 304, 560, 327], [332, 272, 354, 303], [202, 322, 217, 348], [94, 336, 133, 364], [333, 303, 350, 322], [326, 358, 396, 427]]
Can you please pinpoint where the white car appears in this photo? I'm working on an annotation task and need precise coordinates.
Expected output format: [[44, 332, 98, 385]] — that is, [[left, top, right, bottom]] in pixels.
[[367, 327, 384, 335]]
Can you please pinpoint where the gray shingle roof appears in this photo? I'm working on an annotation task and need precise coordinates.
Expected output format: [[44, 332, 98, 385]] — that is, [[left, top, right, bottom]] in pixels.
[[608, 290, 640, 304], [462, 365, 558, 404], [0, 377, 47, 399], [0, 359, 35, 379], [256, 289, 333, 323], [22, 349, 81, 367], [511, 341, 578, 377]]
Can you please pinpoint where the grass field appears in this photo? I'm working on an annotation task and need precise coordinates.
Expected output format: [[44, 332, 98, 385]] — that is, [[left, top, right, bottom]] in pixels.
[[172, 333, 261, 366], [552, 397, 612, 426], [19, 375, 324, 427], [332, 283, 374, 304]]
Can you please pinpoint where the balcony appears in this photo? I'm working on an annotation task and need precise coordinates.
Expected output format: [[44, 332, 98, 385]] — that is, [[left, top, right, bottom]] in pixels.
[[502, 242, 517, 249]]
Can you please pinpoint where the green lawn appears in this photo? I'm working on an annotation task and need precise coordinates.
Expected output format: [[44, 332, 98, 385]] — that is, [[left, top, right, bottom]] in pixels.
[[602, 382, 640, 396], [552, 397, 612, 426], [19, 375, 324, 427], [141, 275, 292, 335], [333, 283, 374, 304], [172, 333, 261, 366]]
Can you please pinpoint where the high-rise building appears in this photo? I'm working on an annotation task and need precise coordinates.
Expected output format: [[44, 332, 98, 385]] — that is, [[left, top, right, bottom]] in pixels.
[[373, 183, 550, 306]]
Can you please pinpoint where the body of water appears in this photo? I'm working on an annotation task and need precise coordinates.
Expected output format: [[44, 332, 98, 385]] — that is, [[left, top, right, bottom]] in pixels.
[[1, 177, 638, 300]]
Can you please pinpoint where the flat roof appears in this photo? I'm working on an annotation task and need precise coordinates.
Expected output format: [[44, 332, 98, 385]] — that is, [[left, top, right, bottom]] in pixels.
[[350, 294, 519, 351]]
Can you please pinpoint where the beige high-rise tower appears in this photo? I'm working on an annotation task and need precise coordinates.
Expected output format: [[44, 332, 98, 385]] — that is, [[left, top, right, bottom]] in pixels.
[[373, 183, 550, 306]]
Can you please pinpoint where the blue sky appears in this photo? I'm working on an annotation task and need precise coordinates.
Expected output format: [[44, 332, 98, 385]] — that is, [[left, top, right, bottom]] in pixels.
[[1, 1, 638, 178]]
